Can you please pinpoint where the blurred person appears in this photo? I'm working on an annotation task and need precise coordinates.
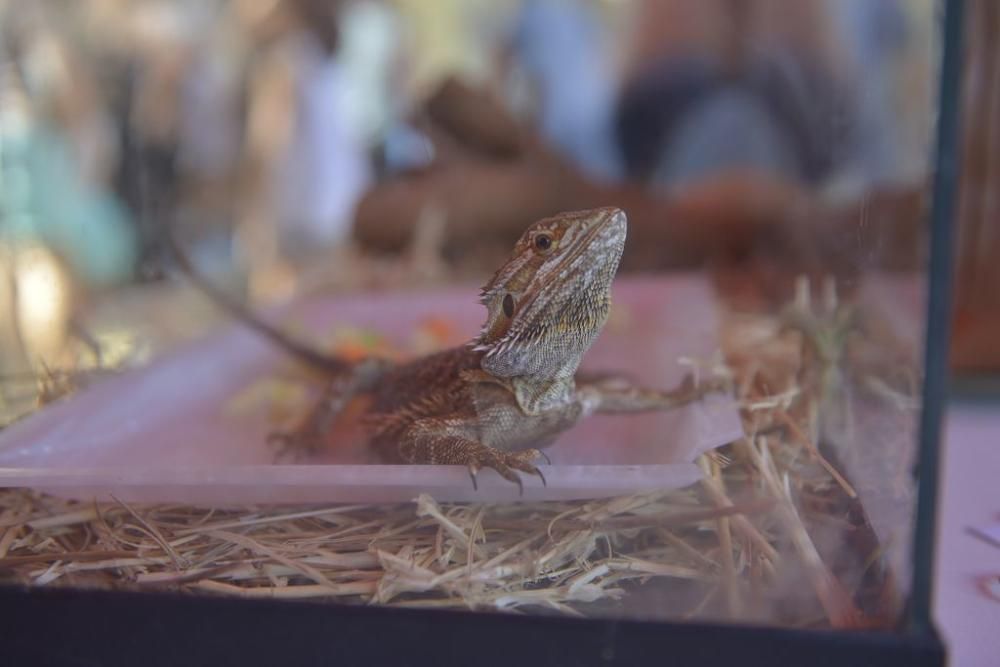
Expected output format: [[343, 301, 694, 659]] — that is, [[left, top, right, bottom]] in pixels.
[[224, 0, 377, 277], [354, 0, 929, 279], [161, 0, 392, 300], [266, 0, 374, 252], [505, 0, 621, 181]]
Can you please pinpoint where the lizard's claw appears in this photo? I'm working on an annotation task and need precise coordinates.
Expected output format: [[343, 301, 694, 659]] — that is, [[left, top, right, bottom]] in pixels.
[[401, 429, 547, 494], [464, 448, 546, 495], [505, 448, 548, 491], [512, 473, 524, 497]]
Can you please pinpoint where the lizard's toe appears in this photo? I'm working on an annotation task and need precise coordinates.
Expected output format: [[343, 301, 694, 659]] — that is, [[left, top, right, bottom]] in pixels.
[[508, 449, 548, 487], [466, 449, 550, 495]]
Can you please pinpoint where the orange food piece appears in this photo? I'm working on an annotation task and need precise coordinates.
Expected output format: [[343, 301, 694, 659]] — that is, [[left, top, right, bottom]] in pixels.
[[418, 316, 457, 343], [334, 340, 377, 362]]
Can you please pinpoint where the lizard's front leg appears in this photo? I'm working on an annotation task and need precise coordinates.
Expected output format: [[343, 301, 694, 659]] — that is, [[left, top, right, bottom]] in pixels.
[[397, 419, 546, 494], [576, 372, 727, 414]]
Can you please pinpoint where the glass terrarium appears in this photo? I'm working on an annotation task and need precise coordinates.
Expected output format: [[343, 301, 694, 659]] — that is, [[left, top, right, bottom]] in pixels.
[[0, 0, 965, 664]]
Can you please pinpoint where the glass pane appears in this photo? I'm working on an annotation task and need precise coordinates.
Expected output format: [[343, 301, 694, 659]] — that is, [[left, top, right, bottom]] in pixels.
[[0, 0, 945, 632]]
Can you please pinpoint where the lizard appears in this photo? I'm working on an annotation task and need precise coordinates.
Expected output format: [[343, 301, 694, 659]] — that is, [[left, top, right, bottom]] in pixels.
[[167, 207, 723, 492]]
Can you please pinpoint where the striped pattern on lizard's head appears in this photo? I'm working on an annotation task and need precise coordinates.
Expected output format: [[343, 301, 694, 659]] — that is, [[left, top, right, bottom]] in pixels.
[[473, 207, 627, 380]]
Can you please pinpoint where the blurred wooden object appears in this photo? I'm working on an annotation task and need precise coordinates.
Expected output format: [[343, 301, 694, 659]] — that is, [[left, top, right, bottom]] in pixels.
[[423, 77, 524, 160], [951, 0, 1000, 373]]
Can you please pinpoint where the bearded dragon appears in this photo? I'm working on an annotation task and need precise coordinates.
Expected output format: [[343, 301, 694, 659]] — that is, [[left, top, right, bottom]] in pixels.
[[169, 208, 722, 492]]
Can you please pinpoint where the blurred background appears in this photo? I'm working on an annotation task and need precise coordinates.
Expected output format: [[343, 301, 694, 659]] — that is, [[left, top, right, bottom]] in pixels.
[[0, 0, 995, 404]]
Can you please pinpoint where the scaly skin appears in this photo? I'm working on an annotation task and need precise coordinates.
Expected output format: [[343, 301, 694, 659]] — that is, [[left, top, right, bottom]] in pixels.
[[172, 208, 721, 491]]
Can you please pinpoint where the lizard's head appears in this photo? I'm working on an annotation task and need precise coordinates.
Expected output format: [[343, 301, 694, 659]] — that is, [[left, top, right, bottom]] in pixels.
[[474, 207, 627, 379]]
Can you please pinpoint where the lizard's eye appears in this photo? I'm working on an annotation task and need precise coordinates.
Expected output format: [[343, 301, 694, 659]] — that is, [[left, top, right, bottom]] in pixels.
[[502, 293, 515, 318], [534, 234, 553, 251]]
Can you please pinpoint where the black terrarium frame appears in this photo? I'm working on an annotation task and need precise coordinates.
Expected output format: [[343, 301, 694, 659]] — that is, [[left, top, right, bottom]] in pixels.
[[0, 0, 963, 664]]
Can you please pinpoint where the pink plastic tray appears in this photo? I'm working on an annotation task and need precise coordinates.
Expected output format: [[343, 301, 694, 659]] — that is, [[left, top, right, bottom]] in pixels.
[[0, 276, 742, 503]]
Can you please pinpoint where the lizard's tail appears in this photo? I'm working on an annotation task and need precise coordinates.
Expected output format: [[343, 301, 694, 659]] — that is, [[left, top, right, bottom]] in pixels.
[[162, 231, 353, 375]]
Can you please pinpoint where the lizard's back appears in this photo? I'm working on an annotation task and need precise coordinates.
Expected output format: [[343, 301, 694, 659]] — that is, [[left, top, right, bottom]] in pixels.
[[365, 347, 484, 461]]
